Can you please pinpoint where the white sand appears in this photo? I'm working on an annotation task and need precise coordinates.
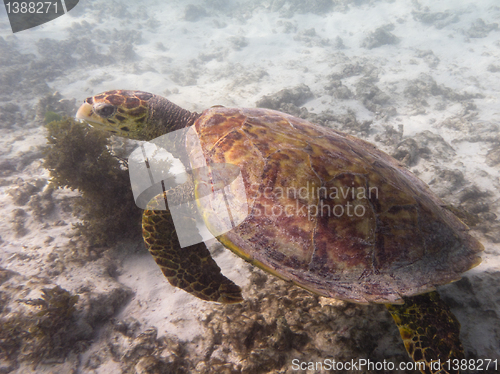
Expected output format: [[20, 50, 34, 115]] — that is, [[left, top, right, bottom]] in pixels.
[[1, 0, 499, 372]]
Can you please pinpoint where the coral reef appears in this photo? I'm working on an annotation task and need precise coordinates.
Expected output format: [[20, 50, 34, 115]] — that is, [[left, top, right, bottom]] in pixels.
[[256, 84, 315, 118], [0, 263, 133, 372], [87, 264, 407, 374], [0, 273, 82, 368], [361, 25, 400, 49]]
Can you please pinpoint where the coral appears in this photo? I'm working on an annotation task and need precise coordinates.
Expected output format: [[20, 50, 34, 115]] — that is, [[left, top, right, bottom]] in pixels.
[[36, 91, 78, 124], [355, 79, 391, 113], [27, 189, 55, 221], [10, 208, 28, 237], [465, 19, 498, 38], [43, 117, 142, 245], [361, 25, 399, 49], [103, 265, 404, 374], [7, 181, 40, 206], [256, 84, 315, 119], [256, 84, 314, 111], [0, 263, 133, 370], [403, 74, 483, 106], [0, 313, 25, 363], [271, 0, 334, 16], [412, 9, 459, 29], [184, 4, 207, 22], [104, 324, 188, 373], [486, 145, 500, 167], [0, 102, 22, 129], [0, 286, 80, 367]]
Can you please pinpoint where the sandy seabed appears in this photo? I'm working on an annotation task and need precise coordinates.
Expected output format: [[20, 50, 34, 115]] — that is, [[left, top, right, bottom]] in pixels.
[[0, 1, 499, 373]]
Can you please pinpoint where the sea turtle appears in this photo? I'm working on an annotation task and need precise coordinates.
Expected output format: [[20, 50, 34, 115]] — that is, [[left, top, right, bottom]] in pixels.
[[76, 90, 483, 374]]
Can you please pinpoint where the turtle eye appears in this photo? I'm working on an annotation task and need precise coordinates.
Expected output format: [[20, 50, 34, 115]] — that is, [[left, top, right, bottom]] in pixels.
[[95, 103, 116, 118]]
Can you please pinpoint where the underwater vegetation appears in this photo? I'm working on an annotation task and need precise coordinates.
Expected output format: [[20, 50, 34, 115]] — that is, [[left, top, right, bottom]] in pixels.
[[43, 110, 63, 124], [0, 283, 80, 367], [43, 116, 141, 245]]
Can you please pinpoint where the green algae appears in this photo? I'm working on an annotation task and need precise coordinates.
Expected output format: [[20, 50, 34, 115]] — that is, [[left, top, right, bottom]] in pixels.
[[0, 285, 80, 367], [43, 117, 141, 245], [43, 111, 63, 124]]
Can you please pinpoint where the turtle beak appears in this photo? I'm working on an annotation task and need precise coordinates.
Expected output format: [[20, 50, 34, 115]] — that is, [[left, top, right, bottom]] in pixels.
[[76, 102, 93, 121], [76, 102, 105, 126]]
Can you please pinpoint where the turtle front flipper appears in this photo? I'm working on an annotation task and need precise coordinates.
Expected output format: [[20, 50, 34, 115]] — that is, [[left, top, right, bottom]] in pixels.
[[387, 291, 464, 374], [142, 187, 243, 304]]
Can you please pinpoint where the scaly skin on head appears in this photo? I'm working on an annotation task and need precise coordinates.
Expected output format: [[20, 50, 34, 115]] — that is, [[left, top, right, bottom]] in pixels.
[[76, 90, 200, 141]]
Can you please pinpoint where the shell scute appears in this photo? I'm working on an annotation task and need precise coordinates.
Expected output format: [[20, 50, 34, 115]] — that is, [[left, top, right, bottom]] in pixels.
[[242, 116, 309, 157], [107, 94, 125, 105], [125, 97, 141, 109]]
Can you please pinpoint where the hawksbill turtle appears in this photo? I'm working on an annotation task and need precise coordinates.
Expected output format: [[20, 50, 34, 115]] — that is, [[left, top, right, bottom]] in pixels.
[[76, 90, 483, 374]]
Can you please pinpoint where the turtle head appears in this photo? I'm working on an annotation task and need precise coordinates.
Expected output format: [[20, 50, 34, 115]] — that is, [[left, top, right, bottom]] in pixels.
[[76, 90, 199, 141], [76, 90, 154, 139]]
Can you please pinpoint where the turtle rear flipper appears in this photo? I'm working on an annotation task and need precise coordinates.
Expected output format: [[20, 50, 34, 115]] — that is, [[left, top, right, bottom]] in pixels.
[[142, 189, 243, 304], [387, 291, 464, 374]]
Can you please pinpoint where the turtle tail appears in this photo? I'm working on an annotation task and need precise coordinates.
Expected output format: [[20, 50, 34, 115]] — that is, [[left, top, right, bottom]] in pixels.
[[386, 291, 464, 374], [142, 188, 243, 304]]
